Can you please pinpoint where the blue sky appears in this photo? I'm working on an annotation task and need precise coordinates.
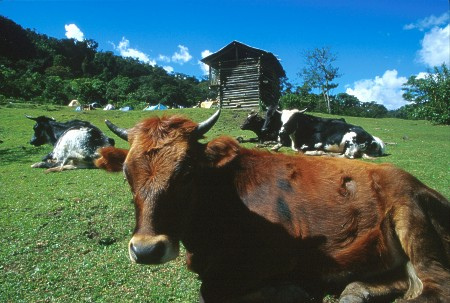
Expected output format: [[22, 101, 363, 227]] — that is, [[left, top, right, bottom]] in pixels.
[[1, 0, 449, 109]]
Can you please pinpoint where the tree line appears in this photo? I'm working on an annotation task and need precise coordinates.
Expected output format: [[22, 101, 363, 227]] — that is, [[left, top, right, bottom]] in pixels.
[[0, 16, 209, 108], [1, 16, 448, 124]]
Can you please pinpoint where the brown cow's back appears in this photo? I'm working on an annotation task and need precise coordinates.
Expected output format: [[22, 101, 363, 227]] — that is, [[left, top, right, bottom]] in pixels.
[[190, 146, 450, 300]]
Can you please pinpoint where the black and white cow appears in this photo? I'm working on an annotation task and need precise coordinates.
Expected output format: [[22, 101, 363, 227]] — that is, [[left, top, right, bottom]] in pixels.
[[240, 110, 265, 142], [273, 109, 385, 158], [239, 110, 280, 144], [260, 104, 284, 143], [26, 115, 115, 172], [261, 105, 348, 152]]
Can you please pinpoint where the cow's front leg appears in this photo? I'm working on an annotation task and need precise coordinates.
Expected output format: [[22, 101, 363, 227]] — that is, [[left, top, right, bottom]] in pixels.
[[271, 143, 283, 151], [31, 159, 58, 168], [41, 152, 54, 161], [339, 276, 408, 303]]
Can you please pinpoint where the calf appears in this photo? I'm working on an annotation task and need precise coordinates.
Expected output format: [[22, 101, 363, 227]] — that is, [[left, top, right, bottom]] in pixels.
[[96, 110, 449, 302]]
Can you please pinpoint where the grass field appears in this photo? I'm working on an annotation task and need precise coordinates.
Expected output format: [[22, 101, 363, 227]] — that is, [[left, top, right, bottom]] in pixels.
[[1, 105, 448, 303]]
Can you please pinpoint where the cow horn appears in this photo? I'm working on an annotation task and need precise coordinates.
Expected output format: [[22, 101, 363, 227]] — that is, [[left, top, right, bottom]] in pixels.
[[25, 115, 37, 121], [300, 108, 308, 113], [105, 120, 129, 141], [195, 109, 221, 137]]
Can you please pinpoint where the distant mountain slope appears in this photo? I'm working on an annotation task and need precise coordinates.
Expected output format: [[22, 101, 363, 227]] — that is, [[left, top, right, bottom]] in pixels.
[[0, 16, 209, 107]]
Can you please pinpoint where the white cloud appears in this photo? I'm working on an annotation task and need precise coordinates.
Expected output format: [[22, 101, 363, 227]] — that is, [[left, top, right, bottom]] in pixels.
[[171, 45, 192, 64], [163, 66, 174, 73], [199, 49, 212, 75], [114, 37, 156, 65], [346, 70, 410, 110], [417, 24, 449, 67], [416, 72, 428, 80], [346, 13, 449, 110], [404, 12, 449, 31], [201, 50, 212, 59], [65, 24, 84, 41], [158, 54, 171, 63]]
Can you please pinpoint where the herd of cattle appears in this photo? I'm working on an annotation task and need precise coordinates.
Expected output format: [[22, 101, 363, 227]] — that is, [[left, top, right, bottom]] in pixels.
[[240, 105, 385, 159], [26, 109, 449, 302], [27, 106, 385, 172]]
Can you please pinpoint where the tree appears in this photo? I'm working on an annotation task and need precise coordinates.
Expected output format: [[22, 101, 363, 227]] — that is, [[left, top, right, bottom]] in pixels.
[[0, 16, 36, 61], [42, 76, 70, 104], [69, 78, 106, 103], [361, 102, 388, 118], [279, 83, 322, 111], [402, 64, 450, 124], [106, 75, 134, 102], [279, 92, 322, 111], [16, 70, 44, 100], [333, 93, 361, 116], [298, 47, 341, 113], [0, 65, 20, 97]]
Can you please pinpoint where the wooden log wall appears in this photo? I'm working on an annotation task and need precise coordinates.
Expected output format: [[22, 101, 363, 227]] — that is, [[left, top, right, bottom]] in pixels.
[[260, 63, 282, 107], [218, 58, 280, 108]]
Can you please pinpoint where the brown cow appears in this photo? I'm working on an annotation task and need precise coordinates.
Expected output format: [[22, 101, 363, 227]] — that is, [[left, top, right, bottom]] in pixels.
[[96, 110, 449, 303]]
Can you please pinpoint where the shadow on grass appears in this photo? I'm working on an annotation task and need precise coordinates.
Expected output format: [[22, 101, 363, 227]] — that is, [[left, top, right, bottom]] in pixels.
[[0, 145, 49, 165]]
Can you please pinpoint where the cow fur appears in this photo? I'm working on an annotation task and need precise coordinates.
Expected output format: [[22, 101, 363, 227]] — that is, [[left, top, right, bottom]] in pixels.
[[275, 109, 385, 158], [239, 111, 278, 144], [96, 114, 449, 303], [27, 115, 114, 172], [31, 127, 114, 173]]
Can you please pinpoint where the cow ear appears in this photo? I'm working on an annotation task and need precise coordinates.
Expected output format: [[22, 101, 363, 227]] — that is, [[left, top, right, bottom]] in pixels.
[[95, 146, 128, 172], [204, 137, 239, 168]]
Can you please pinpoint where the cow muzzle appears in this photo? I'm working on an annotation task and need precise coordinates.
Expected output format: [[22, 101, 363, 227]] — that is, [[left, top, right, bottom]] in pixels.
[[128, 234, 179, 264], [29, 137, 42, 146]]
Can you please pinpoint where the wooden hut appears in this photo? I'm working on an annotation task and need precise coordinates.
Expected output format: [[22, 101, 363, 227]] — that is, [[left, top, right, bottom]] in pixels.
[[201, 41, 285, 109]]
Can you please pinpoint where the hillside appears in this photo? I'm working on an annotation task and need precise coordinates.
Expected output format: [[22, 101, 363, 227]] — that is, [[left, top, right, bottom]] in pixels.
[[0, 16, 209, 108]]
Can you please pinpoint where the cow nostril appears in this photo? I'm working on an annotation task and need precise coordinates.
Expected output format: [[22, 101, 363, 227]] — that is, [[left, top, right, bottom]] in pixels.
[[129, 241, 165, 264]]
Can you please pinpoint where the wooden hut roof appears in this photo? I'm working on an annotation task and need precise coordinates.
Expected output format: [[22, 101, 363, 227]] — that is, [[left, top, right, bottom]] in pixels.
[[201, 41, 285, 77]]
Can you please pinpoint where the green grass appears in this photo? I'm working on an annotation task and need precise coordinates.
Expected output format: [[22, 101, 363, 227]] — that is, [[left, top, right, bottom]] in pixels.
[[0, 105, 448, 303]]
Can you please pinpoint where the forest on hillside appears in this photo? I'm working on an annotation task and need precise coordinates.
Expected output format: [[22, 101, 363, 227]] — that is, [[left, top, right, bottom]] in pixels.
[[0, 16, 210, 108]]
